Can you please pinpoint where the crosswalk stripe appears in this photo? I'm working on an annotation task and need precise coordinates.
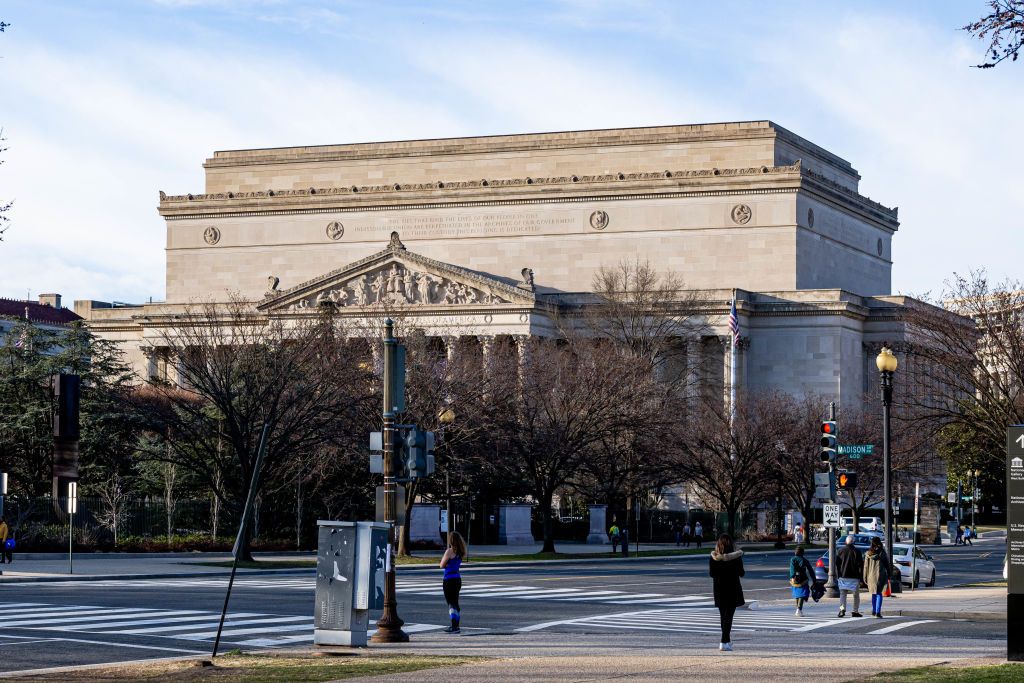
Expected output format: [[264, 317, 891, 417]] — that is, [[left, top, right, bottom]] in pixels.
[[15, 611, 201, 628], [112, 615, 294, 635], [57, 613, 266, 632], [601, 595, 709, 605], [179, 623, 313, 640]]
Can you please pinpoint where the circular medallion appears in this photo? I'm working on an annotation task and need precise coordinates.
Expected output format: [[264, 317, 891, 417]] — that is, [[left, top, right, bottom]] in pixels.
[[807, 208, 815, 228], [203, 226, 221, 245], [484, 314, 493, 324], [326, 221, 345, 240], [877, 238, 884, 257], [519, 313, 529, 323], [731, 204, 752, 225], [589, 210, 610, 230]]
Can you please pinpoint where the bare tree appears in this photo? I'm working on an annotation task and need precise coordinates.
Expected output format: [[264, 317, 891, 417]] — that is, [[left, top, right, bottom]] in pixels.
[[674, 392, 785, 537], [491, 337, 660, 553], [964, 0, 1024, 68], [905, 272, 1024, 478], [135, 298, 374, 560], [94, 474, 130, 547]]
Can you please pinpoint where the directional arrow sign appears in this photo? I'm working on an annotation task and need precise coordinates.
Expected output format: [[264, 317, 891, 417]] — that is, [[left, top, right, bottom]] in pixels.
[[823, 503, 841, 528]]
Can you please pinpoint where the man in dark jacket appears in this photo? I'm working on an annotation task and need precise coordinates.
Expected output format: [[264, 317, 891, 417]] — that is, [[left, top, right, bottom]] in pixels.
[[835, 535, 863, 617]]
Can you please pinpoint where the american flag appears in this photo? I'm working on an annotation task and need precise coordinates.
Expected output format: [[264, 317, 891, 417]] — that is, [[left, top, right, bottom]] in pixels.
[[728, 299, 739, 345]]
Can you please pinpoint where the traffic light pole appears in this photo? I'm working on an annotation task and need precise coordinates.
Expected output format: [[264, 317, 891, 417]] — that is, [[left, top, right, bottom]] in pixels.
[[372, 319, 409, 643], [825, 402, 839, 598]]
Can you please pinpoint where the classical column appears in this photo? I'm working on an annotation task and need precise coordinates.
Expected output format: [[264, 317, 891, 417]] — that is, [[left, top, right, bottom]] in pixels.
[[442, 336, 459, 363], [141, 346, 158, 382], [719, 336, 732, 412], [685, 340, 701, 410], [371, 342, 383, 377], [511, 335, 530, 387], [478, 335, 495, 370]]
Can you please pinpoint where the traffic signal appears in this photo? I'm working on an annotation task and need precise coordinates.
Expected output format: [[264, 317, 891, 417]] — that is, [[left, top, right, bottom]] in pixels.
[[400, 427, 436, 479], [820, 421, 838, 463], [836, 471, 857, 491]]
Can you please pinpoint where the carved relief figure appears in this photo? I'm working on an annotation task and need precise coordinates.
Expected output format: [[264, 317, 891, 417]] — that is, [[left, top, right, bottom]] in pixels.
[[351, 275, 368, 306], [415, 272, 434, 304], [402, 269, 417, 303], [386, 263, 402, 297], [370, 272, 386, 303]]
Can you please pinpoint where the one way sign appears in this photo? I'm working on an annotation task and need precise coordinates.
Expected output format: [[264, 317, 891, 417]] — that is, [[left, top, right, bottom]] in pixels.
[[823, 504, 841, 528]]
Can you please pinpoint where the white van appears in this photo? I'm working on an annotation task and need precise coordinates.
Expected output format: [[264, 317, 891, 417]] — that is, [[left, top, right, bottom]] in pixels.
[[841, 516, 883, 532]]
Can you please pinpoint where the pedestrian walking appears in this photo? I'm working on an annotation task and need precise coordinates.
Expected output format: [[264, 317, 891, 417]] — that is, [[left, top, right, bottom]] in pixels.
[[789, 545, 814, 616], [439, 531, 466, 633], [955, 525, 964, 545], [835, 535, 863, 618], [694, 521, 703, 548], [863, 536, 890, 618], [609, 520, 621, 553], [794, 524, 805, 545], [964, 526, 974, 546], [0, 517, 10, 564], [674, 521, 682, 547], [682, 522, 691, 548], [709, 534, 745, 651]]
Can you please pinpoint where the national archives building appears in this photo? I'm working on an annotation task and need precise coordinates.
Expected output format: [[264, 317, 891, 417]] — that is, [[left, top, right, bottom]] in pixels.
[[77, 121, 947, 495]]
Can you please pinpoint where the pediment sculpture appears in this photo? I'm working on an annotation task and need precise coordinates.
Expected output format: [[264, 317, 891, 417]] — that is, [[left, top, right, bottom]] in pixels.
[[289, 261, 510, 311]]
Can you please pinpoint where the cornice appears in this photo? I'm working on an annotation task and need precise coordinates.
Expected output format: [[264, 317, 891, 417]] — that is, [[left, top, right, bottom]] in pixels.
[[159, 161, 897, 229], [203, 122, 785, 168]]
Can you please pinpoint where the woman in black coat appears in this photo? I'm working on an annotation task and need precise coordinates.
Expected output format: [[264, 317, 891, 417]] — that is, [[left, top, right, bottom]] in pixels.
[[709, 533, 745, 651]]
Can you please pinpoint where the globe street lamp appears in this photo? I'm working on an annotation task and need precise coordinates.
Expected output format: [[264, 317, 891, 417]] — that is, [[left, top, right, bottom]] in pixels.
[[876, 346, 898, 576]]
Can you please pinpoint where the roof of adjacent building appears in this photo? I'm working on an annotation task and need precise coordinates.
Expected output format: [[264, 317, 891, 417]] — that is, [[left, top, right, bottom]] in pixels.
[[0, 298, 82, 325]]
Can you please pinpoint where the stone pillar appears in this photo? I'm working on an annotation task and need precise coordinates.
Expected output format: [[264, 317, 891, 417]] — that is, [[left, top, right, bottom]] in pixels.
[[719, 336, 732, 411], [479, 335, 495, 370], [141, 346, 158, 382], [685, 341, 701, 410], [371, 342, 383, 377], [443, 336, 459, 363], [587, 504, 608, 544], [497, 503, 535, 545]]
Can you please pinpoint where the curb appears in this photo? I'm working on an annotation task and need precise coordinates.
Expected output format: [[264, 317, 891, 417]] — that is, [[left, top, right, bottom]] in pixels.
[[5, 551, 315, 561], [0, 567, 313, 583], [891, 609, 1004, 622], [397, 547, 798, 570]]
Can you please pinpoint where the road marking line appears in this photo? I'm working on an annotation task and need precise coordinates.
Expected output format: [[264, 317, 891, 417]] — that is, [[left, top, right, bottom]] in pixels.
[[57, 613, 268, 632], [179, 623, 313, 639], [4, 609, 166, 626], [113, 615, 305, 635], [790, 618, 862, 632], [865, 619, 936, 635], [602, 596, 708, 605]]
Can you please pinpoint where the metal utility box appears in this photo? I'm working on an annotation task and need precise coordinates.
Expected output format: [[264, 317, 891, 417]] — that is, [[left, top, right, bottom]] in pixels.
[[314, 520, 388, 647]]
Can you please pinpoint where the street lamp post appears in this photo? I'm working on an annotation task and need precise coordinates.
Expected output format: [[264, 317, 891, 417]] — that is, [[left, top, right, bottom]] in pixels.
[[972, 469, 981, 531], [774, 442, 785, 549], [439, 407, 456, 543], [372, 319, 408, 643], [876, 346, 898, 584]]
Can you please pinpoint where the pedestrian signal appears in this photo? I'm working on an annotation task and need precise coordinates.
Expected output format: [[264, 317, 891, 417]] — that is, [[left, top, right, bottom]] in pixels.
[[820, 421, 838, 463], [836, 471, 857, 491]]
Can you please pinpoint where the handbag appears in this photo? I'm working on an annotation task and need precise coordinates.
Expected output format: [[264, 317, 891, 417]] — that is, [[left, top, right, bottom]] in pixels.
[[883, 579, 892, 597]]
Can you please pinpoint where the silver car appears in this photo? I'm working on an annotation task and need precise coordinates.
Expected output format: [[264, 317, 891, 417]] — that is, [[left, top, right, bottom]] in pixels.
[[892, 544, 936, 587]]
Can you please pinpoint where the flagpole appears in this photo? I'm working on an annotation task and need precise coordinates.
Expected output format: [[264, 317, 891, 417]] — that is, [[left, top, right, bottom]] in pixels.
[[730, 292, 738, 433]]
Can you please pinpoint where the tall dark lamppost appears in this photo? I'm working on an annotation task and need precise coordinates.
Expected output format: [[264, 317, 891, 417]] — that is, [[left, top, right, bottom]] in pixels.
[[876, 346, 898, 578], [439, 407, 456, 543], [774, 441, 786, 549]]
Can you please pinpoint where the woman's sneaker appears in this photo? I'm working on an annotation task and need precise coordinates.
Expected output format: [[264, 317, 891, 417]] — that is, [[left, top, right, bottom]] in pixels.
[[795, 608, 803, 617], [444, 626, 461, 634], [722, 643, 733, 652]]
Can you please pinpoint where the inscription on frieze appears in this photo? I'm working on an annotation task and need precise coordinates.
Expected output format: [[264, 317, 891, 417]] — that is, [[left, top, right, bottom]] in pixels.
[[353, 211, 577, 239]]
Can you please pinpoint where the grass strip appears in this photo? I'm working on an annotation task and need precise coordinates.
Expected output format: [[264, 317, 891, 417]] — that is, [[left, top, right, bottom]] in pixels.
[[863, 663, 1024, 682], [6, 654, 477, 682]]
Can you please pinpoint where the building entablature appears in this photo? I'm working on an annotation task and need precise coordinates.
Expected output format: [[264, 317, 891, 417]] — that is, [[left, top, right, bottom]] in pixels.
[[158, 162, 898, 232]]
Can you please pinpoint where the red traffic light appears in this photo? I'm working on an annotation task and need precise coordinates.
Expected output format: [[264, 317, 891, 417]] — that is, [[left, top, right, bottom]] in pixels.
[[821, 421, 837, 435]]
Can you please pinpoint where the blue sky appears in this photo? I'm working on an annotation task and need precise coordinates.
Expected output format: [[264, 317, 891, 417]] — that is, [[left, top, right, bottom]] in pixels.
[[0, 1, 1020, 305]]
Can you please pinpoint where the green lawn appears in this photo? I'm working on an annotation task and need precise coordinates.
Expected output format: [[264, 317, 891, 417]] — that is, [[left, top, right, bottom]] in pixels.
[[6, 654, 477, 682], [864, 663, 1024, 682]]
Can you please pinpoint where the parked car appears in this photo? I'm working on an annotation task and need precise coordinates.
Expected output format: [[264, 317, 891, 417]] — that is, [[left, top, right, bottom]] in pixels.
[[813, 536, 872, 583], [892, 543, 936, 587]]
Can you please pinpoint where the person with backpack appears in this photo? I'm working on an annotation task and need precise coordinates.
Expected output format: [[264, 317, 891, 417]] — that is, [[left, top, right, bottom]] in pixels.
[[439, 531, 467, 634], [964, 526, 974, 546], [955, 525, 964, 545], [0, 517, 10, 564], [789, 545, 814, 616], [709, 534, 745, 651], [609, 520, 621, 553]]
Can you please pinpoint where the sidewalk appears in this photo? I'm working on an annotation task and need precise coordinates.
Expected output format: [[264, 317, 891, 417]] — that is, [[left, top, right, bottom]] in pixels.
[[881, 585, 1006, 621], [318, 630, 1006, 682]]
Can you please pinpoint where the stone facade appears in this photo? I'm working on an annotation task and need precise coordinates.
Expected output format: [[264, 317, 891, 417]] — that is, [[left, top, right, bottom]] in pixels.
[[79, 121, 947, 494]]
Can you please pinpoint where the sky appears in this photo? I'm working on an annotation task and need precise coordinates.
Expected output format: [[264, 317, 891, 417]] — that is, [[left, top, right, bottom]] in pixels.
[[0, 1, 1020, 306]]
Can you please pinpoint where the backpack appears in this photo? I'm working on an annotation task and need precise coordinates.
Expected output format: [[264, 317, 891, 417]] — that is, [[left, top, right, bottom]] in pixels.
[[792, 558, 808, 584]]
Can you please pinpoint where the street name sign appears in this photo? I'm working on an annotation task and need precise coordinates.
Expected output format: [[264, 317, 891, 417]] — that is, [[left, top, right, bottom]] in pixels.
[[823, 504, 841, 528], [1008, 425, 1024, 660], [838, 444, 874, 459]]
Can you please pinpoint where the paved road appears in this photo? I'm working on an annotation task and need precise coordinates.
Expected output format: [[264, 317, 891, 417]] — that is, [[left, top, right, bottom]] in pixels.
[[0, 540, 1005, 674]]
